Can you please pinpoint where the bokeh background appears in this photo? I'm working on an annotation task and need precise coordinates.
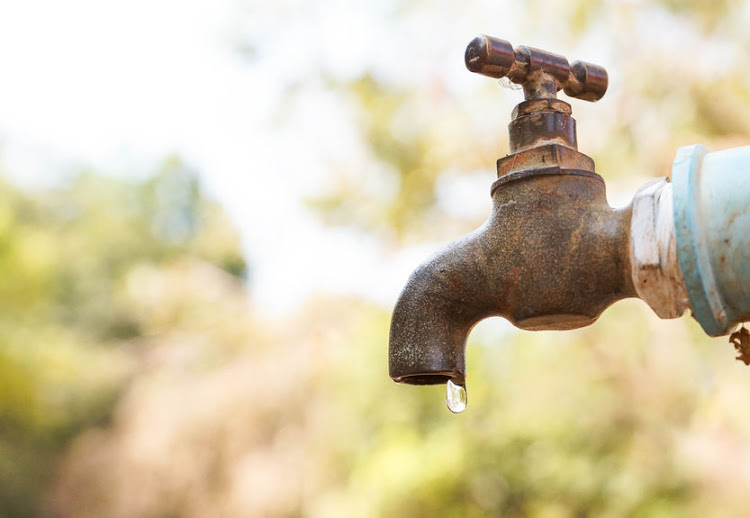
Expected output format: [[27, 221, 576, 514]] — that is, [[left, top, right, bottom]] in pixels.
[[2, 0, 750, 516]]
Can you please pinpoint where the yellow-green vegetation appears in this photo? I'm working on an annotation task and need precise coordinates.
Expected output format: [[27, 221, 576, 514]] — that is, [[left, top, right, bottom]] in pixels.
[[0, 160, 246, 518]]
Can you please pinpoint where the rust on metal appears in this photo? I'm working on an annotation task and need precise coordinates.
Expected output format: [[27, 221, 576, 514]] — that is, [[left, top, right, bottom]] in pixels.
[[730, 326, 750, 365], [464, 35, 608, 102]]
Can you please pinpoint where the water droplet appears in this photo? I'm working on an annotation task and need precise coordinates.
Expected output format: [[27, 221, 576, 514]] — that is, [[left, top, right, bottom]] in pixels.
[[498, 76, 522, 91], [446, 379, 467, 413]]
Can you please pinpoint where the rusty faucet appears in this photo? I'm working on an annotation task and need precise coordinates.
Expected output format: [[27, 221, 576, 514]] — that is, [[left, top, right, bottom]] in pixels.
[[389, 35, 700, 411]]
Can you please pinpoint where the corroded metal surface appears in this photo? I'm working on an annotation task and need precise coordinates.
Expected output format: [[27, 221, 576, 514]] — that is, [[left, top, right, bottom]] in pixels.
[[389, 171, 636, 385], [731, 326, 750, 365], [465, 35, 608, 102], [629, 178, 690, 319], [389, 35, 630, 386]]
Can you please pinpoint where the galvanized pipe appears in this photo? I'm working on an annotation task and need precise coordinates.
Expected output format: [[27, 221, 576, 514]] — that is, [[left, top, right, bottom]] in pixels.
[[672, 145, 750, 335]]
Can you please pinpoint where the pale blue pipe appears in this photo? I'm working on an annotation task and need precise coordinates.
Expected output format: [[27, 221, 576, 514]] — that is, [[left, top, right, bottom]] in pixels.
[[672, 144, 750, 336]]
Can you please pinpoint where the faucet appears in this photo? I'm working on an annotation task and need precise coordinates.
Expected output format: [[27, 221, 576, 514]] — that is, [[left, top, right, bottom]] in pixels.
[[389, 35, 750, 410]]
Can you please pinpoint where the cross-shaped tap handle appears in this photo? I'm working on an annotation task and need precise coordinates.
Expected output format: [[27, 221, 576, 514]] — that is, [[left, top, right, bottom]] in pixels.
[[465, 35, 608, 102]]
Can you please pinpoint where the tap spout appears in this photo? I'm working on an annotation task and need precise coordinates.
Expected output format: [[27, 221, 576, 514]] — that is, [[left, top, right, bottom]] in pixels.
[[389, 223, 501, 386]]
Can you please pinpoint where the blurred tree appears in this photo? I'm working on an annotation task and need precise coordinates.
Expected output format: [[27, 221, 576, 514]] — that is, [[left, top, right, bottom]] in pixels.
[[0, 159, 246, 518]]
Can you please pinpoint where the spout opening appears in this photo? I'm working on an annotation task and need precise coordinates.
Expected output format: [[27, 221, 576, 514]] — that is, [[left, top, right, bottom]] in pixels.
[[392, 372, 464, 386]]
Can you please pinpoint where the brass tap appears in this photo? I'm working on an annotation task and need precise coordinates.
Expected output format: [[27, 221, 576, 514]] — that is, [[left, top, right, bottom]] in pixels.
[[389, 36, 635, 392]]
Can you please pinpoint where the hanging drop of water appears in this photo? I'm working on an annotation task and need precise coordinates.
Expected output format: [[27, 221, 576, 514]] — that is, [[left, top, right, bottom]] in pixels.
[[446, 379, 467, 413]]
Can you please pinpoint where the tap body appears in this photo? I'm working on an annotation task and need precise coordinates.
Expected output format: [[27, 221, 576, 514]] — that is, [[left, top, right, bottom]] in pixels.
[[388, 87, 638, 386], [389, 168, 635, 386]]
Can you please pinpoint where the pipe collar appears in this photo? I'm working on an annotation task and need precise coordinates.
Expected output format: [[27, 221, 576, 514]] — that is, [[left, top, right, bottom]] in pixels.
[[672, 144, 750, 335]]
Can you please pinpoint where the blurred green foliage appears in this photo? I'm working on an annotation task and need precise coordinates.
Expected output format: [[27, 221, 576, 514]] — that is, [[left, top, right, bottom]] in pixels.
[[309, 75, 438, 238], [0, 159, 245, 517]]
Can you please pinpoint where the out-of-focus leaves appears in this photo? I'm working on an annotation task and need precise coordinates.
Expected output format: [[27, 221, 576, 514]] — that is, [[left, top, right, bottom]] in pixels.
[[0, 159, 247, 517], [306, 74, 487, 241], [656, 0, 743, 32], [41, 296, 750, 518], [43, 158, 247, 341]]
